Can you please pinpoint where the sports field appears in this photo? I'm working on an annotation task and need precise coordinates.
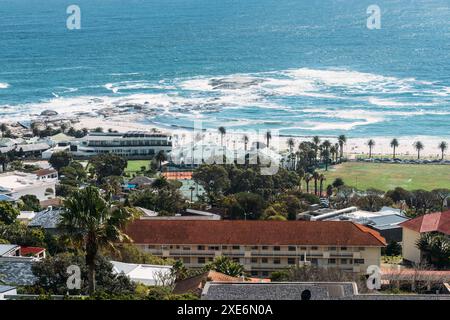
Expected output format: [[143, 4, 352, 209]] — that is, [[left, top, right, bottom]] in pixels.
[[322, 162, 450, 191], [125, 160, 151, 173]]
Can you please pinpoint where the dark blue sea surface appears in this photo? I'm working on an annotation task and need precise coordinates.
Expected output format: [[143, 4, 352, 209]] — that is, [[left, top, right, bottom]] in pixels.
[[0, 0, 449, 137]]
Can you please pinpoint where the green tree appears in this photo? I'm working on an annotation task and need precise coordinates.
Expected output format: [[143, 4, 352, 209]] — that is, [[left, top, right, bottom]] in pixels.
[[338, 135, 346, 161], [89, 154, 127, 183], [413, 141, 424, 160], [218, 126, 226, 146], [19, 195, 41, 212], [0, 201, 20, 224], [59, 186, 137, 295], [332, 178, 344, 188], [367, 139, 375, 158], [438, 141, 448, 161], [155, 151, 167, 172], [390, 138, 399, 159], [416, 233, 450, 269], [49, 151, 73, 172], [193, 164, 230, 205], [204, 256, 244, 277], [30, 253, 136, 295]]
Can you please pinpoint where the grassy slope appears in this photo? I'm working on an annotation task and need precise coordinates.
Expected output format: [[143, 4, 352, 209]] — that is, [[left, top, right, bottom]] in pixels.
[[322, 162, 450, 191]]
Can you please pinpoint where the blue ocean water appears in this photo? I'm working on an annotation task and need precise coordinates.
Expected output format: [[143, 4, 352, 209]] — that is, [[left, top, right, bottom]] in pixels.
[[0, 0, 449, 137]]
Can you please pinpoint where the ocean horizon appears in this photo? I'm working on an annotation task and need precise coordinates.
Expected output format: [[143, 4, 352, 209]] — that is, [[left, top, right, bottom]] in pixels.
[[0, 0, 449, 138]]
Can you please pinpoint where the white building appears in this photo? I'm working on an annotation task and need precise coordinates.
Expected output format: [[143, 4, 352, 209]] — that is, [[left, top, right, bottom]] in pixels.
[[111, 261, 174, 286], [170, 142, 281, 167], [0, 171, 56, 201], [71, 131, 172, 157]]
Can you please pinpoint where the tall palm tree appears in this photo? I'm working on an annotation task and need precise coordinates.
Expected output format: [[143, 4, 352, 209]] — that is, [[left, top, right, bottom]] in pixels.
[[367, 139, 375, 158], [60, 186, 137, 295], [319, 174, 326, 196], [313, 171, 320, 195], [243, 135, 249, 152], [438, 141, 448, 161], [338, 135, 346, 162], [218, 126, 226, 146], [265, 131, 272, 148], [330, 145, 337, 163], [287, 138, 295, 153], [304, 173, 312, 194], [312, 136, 321, 163], [390, 138, 399, 159], [413, 141, 424, 160], [334, 143, 340, 161]]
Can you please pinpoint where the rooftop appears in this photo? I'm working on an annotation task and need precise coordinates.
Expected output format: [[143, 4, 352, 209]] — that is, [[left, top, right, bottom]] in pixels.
[[0, 171, 53, 192], [400, 210, 450, 235], [201, 282, 358, 300], [125, 220, 386, 246]]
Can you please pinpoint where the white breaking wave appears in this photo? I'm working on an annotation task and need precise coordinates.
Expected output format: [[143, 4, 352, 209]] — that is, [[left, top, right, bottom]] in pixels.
[[2, 67, 450, 134], [0, 82, 10, 89]]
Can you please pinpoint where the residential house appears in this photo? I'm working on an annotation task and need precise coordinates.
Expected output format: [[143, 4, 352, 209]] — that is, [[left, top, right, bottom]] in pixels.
[[111, 261, 173, 286]]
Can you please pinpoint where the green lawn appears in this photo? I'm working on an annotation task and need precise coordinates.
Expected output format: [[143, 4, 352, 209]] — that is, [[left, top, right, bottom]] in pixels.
[[125, 160, 151, 173], [321, 162, 450, 191]]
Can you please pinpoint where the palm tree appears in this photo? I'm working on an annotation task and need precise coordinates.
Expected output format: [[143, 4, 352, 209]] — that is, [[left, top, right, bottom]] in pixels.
[[218, 127, 226, 146], [438, 141, 448, 161], [304, 173, 312, 193], [367, 139, 375, 158], [313, 171, 320, 195], [413, 141, 424, 160], [155, 150, 167, 171], [338, 135, 346, 162], [416, 233, 450, 269], [265, 131, 272, 148], [60, 186, 136, 295], [312, 136, 321, 163], [243, 135, 249, 152], [330, 145, 337, 163], [287, 138, 295, 153], [319, 174, 326, 196], [390, 138, 399, 159], [321, 148, 330, 171]]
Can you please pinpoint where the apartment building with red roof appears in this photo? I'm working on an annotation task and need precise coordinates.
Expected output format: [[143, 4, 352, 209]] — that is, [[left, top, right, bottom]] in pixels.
[[126, 220, 386, 277]]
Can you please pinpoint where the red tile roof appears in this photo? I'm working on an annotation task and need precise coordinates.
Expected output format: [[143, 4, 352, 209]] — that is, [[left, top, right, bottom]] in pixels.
[[125, 220, 386, 246], [173, 271, 240, 295], [399, 210, 450, 235], [20, 246, 45, 256]]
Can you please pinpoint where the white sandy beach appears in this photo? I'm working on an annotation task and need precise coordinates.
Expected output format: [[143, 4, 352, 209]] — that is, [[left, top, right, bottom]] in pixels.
[[72, 115, 449, 159]]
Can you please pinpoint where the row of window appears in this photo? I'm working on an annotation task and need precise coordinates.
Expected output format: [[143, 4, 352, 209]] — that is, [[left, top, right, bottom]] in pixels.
[[149, 245, 366, 251], [179, 257, 365, 265]]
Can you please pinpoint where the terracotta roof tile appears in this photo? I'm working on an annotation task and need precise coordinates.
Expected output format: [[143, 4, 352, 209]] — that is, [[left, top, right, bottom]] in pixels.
[[400, 210, 450, 235], [125, 220, 386, 246], [173, 270, 239, 295]]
